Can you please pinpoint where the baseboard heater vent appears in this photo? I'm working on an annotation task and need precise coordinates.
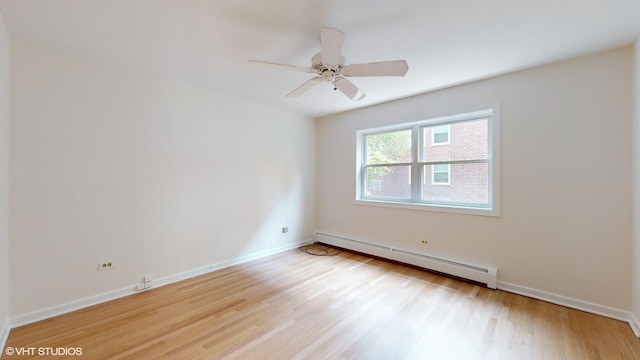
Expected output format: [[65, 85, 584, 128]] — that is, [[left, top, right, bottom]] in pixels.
[[315, 232, 497, 289]]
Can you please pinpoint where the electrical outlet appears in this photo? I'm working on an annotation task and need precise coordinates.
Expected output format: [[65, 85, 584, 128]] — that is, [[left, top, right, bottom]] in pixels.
[[282, 227, 288, 234], [98, 260, 115, 271], [420, 240, 429, 245]]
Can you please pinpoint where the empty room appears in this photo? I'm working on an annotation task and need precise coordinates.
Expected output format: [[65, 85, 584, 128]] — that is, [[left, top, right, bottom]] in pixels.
[[1, 0, 640, 358]]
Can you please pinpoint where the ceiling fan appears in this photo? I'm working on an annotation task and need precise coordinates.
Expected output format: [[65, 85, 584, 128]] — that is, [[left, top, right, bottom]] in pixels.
[[248, 27, 409, 101]]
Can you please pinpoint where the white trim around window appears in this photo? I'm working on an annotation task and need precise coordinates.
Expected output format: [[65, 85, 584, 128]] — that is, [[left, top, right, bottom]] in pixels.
[[354, 104, 501, 217]]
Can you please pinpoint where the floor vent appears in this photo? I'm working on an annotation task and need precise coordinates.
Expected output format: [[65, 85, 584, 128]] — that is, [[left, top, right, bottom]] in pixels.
[[315, 232, 497, 289]]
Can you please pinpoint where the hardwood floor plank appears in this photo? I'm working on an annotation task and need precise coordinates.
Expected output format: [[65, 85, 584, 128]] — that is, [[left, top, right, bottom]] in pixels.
[[2, 247, 639, 359]]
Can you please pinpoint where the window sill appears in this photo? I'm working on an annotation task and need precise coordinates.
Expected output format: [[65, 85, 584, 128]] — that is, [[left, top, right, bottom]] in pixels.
[[353, 199, 500, 217]]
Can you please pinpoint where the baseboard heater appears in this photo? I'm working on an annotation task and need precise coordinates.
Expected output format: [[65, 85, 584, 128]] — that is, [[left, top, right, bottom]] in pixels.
[[315, 232, 497, 289]]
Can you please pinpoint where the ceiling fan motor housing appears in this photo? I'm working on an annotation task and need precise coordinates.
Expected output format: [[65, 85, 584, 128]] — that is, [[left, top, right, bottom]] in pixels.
[[312, 53, 345, 69]]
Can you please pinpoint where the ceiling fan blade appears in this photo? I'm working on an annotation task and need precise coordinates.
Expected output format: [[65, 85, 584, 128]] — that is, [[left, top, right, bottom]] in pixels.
[[248, 60, 316, 73], [342, 60, 409, 77], [334, 77, 365, 101], [320, 27, 345, 65], [287, 77, 324, 98]]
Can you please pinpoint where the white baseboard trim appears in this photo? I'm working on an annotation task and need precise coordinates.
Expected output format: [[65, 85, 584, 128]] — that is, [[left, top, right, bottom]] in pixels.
[[10, 283, 134, 328], [10, 240, 309, 329], [151, 240, 311, 289], [629, 312, 640, 338], [498, 281, 639, 337], [1, 319, 10, 354]]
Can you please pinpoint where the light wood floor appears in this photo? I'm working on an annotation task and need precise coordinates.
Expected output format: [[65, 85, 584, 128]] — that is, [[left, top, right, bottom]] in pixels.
[[3, 246, 639, 359]]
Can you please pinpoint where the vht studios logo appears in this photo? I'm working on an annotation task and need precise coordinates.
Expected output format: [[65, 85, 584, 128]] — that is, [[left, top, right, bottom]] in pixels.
[[5, 346, 83, 356]]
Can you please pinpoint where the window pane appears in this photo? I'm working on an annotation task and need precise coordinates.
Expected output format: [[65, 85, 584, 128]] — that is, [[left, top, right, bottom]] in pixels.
[[422, 163, 489, 204], [433, 124, 449, 134], [422, 118, 488, 162], [364, 165, 411, 199], [433, 164, 449, 172], [365, 129, 412, 165], [433, 132, 449, 144], [433, 172, 449, 183]]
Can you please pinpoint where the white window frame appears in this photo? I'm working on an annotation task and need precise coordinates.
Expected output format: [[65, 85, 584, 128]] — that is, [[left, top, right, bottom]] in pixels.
[[354, 104, 501, 217], [431, 124, 450, 146]]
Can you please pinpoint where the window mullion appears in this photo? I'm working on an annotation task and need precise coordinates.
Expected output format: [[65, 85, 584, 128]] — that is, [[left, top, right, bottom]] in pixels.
[[365, 162, 413, 168], [411, 125, 420, 201], [419, 159, 488, 166]]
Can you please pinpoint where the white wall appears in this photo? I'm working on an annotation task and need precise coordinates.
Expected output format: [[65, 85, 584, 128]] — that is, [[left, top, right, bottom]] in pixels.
[[632, 37, 640, 332], [9, 38, 316, 317], [0, 10, 10, 342], [317, 47, 632, 310]]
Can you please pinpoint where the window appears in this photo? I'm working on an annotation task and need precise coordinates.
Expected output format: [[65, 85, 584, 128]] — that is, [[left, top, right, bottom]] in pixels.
[[431, 124, 450, 145], [431, 164, 450, 185], [362, 129, 412, 199], [356, 106, 500, 216]]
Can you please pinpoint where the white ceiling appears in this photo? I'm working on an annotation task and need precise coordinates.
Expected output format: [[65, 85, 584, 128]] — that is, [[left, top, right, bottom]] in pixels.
[[1, 0, 639, 117]]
